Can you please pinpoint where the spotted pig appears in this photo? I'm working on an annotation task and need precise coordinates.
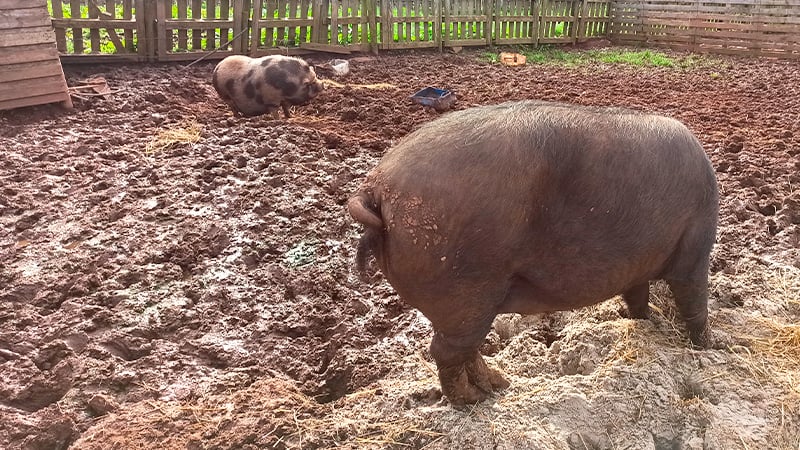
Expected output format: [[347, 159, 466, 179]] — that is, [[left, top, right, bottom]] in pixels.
[[212, 54, 324, 119]]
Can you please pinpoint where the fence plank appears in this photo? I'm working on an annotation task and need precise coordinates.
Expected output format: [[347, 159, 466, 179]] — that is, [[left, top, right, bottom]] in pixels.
[[192, 0, 202, 49], [156, 0, 167, 56], [251, 0, 262, 52], [0, 60, 66, 83], [123, 0, 134, 49], [176, 0, 187, 49], [0, 44, 59, 65], [0, 92, 72, 111], [0, 0, 42, 8], [68, 0, 83, 53], [135, 0, 147, 57], [0, 26, 55, 47], [50, 0, 67, 52]]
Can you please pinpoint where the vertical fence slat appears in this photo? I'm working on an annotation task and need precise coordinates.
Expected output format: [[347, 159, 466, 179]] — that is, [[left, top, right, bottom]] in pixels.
[[299, 0, 309, 44], [191, 0, 202, 49], [136, 0, 147, 58], [157, 0, 168, 56], [177, 0, 187, 50], [89, 0, 100, 52], [243, 0, 252, 53], [123, 0, 134, 50], [50, 0, 67, 52], [265, 0, 276, 47], [220, 0, 230, 48], [330, 0, 338, 44], [384, 0, 390, 48], [251, 0, 262, 52], [207, 0, 217, 50], [276, 0, 286, 44], [69, 0, 83, 54]]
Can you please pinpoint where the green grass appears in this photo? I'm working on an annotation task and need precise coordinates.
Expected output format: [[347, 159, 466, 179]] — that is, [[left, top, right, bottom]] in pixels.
[[482, 46, 711, 68]]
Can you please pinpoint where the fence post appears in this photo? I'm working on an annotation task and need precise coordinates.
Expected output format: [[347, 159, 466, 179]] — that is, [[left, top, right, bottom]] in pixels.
[[232, 0, 244, 53], [155, 0, 167, 58], [435, 0, 443, 51], [251, 0, 262, 54], [312, 0, 325, 45], [135, 0, 147, 59], [365, 0, 379, 54], [380, 0, 389, 49], [242, 0, 252, 53], [484, 0, 492, 47], [577, 0, 588, 42]]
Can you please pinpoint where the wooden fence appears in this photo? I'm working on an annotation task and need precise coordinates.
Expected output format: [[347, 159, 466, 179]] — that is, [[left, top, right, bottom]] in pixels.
[[47, 0, 610, 61], [41, 0, 800, 61], [610, 0, 800, 59]]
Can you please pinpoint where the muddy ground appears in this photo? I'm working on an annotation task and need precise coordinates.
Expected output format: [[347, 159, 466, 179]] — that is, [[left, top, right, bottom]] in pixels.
[[1, 47, 799, 449]]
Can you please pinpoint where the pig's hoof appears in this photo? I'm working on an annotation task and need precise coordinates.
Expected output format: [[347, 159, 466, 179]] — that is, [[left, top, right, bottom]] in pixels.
[[440, 353, 509, 407], [688, 325, 711, 349], [618, 304, 650, 320]]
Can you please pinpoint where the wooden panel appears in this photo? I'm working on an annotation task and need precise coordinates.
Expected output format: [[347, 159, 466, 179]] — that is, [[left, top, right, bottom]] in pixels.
[[0, 0, 39, 9], [0, 60, 64, 83], [0, 92, 72, 111], [0, 6, 51, 29], [0, 0, 71, 111], [0, 74, 69, 101], [0, 44, 59, 65], [0, 26, 56, 46]]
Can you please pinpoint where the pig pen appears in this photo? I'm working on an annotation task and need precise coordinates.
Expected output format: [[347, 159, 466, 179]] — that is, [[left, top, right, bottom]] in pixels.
[[1, 49, 799, 450]]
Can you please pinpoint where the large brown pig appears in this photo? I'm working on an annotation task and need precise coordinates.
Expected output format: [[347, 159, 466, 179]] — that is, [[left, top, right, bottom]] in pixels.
[[212, 54, 324, 119], [348, 100, 719, 406]]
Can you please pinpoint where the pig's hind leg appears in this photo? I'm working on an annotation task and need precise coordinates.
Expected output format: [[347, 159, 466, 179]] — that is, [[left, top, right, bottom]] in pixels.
[[280, 102, 292, 118], [621, 283, 650, 319], [663, 222, 715, 348], [429, 317, 509, 407], [666, 279, 710, 348]]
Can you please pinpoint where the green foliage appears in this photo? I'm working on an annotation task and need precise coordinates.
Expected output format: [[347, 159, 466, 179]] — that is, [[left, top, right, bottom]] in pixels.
[[481, 46, 712, 69], [481, 52, 499, 64], [591, 49, 675, 67]]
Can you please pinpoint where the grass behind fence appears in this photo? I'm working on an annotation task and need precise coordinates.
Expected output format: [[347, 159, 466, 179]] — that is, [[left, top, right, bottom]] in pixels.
[[482, 47, 713, 68], [46, 0, 606, 55]]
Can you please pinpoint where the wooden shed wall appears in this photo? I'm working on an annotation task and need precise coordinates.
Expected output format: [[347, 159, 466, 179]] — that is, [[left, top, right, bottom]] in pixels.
[[0, 0, 72, 110]]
